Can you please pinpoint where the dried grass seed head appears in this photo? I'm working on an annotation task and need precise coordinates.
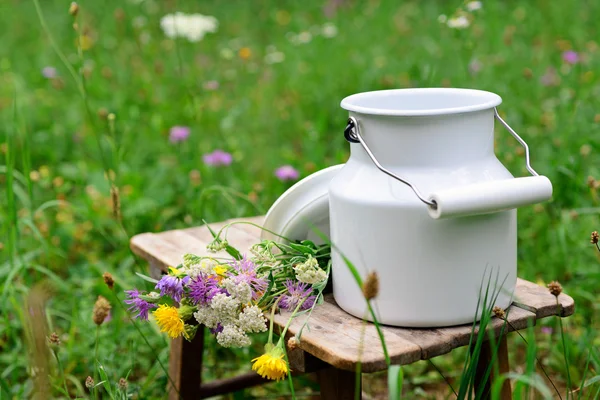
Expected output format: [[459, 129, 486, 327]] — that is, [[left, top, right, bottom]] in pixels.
[[85, 376, 94, 388], [591, 231, 599, 244], [287, 336, 299, 351], [92, 295, 112, 325], [48, 332, 60, 347], [492, 306, 505, 319], [362, 271, 379, 300], [547, 281, 563, 297], [118, 378, 128, 390], [103, 272, 115, 289]]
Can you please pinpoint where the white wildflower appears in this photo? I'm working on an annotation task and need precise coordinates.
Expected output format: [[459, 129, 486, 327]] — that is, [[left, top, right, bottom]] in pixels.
[[223, 278, 252, 304], [216, 324, 251, 348], [466, 1, 482, 11], [160, 12, 218, 42], [297, 31, 312, 44], [321, 22, 338, 38], [193, 306, 219, 329], [210, 293, 240, 325], [265, 51, 285, 64], [238, 305, 267, 333], [293, 255, 327, 284], [181, 258, 217, 279], [447, 15, 470, 29]]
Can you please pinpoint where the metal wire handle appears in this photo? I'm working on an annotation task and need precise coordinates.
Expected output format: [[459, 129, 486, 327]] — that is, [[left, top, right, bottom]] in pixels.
[[343, 107, 540, 208]]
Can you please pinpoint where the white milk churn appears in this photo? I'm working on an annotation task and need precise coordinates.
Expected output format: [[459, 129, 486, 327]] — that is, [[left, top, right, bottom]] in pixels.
[[329, 88, 553, 327]]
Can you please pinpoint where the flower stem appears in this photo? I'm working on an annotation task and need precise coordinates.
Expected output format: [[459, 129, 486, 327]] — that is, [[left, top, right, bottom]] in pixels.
[[277, 299, 306, 347], [267, 302, 278, 345], [52, 348, 69, 396], [505, 320, 562, 400], [109, 291, 180, 398], [557, 298, 572, 399], [94, 325, 100, 400], [365, 300, 390, 366]]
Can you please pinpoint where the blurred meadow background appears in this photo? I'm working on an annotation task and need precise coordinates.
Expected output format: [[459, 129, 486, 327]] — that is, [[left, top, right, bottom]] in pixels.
[[2, 0, 600, 398]]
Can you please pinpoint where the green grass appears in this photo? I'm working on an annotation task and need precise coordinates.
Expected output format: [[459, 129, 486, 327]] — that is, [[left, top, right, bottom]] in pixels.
[[1, 0, 600, 398]]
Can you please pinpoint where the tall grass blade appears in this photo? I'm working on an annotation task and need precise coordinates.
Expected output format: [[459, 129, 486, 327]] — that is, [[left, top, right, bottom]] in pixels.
[[387, 365, 404, 400]]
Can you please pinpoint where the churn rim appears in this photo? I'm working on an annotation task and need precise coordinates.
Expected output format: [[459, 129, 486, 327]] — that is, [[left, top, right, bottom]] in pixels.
[[341, 88, 502, 117]]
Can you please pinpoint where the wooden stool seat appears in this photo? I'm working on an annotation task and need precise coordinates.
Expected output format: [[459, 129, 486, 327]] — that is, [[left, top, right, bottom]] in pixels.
[[130, 216, 574, 399]]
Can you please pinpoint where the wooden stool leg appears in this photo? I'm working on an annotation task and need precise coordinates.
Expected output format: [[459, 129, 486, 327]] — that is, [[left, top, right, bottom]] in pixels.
[[317, 367, 361, 400], [474, 336, 512, 400], [168, 327, 205, 400]]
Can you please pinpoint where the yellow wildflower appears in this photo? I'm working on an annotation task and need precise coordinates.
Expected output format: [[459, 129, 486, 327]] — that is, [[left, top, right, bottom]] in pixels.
[[251, 343, 288, 381], [213, 265, 228, 283], [153, 305, 184, 338], [76, 34, 94, 51], [214, 265, 228, 276], [238, 47, 252, 60]]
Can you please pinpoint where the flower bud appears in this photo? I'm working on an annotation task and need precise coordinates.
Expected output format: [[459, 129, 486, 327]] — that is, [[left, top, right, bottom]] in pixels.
[[69, 2, 79, 16]]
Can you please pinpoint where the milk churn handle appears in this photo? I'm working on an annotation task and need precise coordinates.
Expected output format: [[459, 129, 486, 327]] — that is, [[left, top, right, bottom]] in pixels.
[[343, 108, 540, 210], [492, 108, 539, 177], [344, 116, 438, 208]]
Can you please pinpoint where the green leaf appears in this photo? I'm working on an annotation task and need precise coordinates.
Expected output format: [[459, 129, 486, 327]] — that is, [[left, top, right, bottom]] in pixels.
[[96, 362, 115, 398], [492, 373, 553, 399], [583, 375, 600, 388], [135, 272, 159, 284], [288, 243, 316, 255], [225, 244, 243, 260], [203, 219, 219, 239], [387, 365, 404, 399], [300, 240, 317, 248], [259, 270, 275, 305]]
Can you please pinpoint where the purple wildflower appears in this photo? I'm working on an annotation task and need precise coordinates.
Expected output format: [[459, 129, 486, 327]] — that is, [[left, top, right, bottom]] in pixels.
[[104, 310, 112, 324], [228, 256, 268, 300], [188, 274, 224, 305], [42, 66, 58, 79], [468, 59, 482, 75], [275, 165, 299, 182], [124, 289, 157, 320], [540, 67, 559, 87], [203, 149, 233, 166], [203, 80, 219, 91], [155, 275, 190, 303], [169, 126, 191, 143], [541, 326, 553, 335], [278, 280, 316, 312], [562, 50, 579, 65], [210, 323, 224, 334]]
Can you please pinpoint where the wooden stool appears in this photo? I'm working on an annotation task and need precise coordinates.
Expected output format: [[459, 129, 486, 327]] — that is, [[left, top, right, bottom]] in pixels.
[[130, 217, 575, 399]]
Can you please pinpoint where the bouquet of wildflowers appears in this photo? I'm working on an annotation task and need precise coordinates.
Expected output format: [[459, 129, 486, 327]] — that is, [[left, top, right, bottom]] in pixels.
[[125, 222, 330, 381]]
